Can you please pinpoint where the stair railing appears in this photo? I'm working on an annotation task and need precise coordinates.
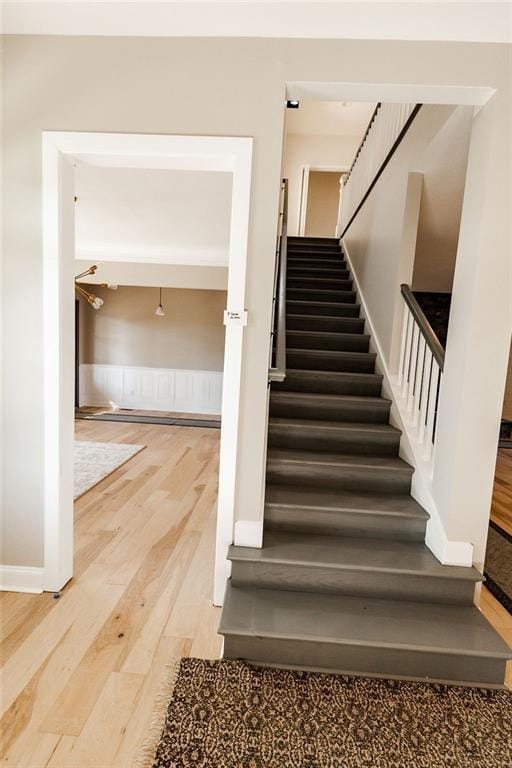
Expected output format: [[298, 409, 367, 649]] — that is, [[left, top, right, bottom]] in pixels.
[[268, 178, 288, 383], [397, 284, 445, 462], [340, 103, 422, 237]]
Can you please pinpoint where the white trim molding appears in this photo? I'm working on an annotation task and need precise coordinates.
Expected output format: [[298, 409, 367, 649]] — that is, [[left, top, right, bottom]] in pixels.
[[342, 238, 473, 568], [80, 364, 223, 415], [42, 131, 253, 601], [0, 566, 44, 594], [234, 520, 263, 548]]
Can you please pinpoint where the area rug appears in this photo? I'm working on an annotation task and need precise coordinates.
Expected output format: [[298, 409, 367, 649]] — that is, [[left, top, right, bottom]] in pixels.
[[74, 440, 145, 499], [485, 520, 512, 614], [134, 658, 512, 768]]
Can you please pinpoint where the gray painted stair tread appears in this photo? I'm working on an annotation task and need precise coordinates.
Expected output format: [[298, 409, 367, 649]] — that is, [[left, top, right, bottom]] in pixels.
[[228, 531, 481, 582], [269, 417, 401, 438], [286, 300, 360, 312], [265, 484, 428, 519], [220, 584, 512, 659], [268, 448, 413, 475], [270, 392, 391, 408], [285, 369, 382, 383], [287, 349, 376, 361], [287, 330, 370, 342]]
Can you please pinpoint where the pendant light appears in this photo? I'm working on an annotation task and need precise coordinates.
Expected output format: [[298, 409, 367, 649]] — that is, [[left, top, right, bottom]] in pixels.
[[155, 287, 165, 316]]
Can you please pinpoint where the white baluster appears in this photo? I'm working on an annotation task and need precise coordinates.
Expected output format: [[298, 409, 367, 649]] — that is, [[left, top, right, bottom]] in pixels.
[[424, 360, 440, 462], [397, 307, 409, 386], [418, 347, 432, 444], [412, 335, 426, 428], [401, 311, 414, 401], [406, 323, 420, 414]]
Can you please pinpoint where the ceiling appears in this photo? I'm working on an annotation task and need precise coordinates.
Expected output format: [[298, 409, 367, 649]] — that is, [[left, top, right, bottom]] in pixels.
[[2, 2, 510, 43], [75, 164, 233, 267], [285, 101, 376, 137]]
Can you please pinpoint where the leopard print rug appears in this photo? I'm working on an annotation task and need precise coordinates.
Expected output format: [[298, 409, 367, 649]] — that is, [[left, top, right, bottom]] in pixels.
[[137, 657, 512, 768]]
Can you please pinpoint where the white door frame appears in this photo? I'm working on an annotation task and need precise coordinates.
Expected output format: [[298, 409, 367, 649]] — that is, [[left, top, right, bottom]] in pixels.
[[42, 131, 253, 600], [298, 164, 349, 236]]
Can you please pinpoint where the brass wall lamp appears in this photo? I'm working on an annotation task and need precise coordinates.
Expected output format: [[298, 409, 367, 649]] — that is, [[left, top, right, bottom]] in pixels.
[[74, 265, 104, 310]]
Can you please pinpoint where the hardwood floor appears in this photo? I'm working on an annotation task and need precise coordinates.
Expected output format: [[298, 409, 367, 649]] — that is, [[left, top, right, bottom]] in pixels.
[[1, 425, 510, 767], [490, 449, 512, 536], [1, 420, 222, 767]]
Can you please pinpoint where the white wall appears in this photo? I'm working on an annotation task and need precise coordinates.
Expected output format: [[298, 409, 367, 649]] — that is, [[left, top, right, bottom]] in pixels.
[[412, 106, 473, 292], [283, 133, 361, 235], [75, 164, 232, 266], [1, 35, 510, 571]]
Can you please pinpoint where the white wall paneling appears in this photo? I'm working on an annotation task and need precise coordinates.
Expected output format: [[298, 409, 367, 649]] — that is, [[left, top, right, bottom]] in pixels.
[[80, 364, 223, 415]]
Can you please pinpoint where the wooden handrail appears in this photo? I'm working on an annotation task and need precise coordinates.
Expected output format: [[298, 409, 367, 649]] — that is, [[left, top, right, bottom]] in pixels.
[[340, 104, 422, 238], [344, 102, 381, 184], [401, 284, 445, 370], [268, 179, 288, 383]]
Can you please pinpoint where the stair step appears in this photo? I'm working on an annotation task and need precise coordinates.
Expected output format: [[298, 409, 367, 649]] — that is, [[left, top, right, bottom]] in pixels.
[[288, 266, 350, 278], [287, 245, 344, 262], [268, 418, 400, 455], [267, 448, 413, 493], [286, 330, 370, 353], [288, 236, 340, 245], [264, 484, 428, 540], [228, 531, 480, 604], [288, 245, 342, 255], [220, 584, 511, 686], [287, 237, 341, 251], [286, 349, 376, 373], [286, 314, 365, 334], [287, 288, 356, 303], [286, 300, 360, 318], [287, 277, 353, 291], [288, 255, 345, 266], [274, 369, 383, 397], [269, 391, 390, 423]]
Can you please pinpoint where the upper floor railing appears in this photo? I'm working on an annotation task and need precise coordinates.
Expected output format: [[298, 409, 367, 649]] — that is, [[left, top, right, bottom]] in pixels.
[[340, 103, 421, 236], [268, 178, 288, 383], [396, 284, 445, 462]]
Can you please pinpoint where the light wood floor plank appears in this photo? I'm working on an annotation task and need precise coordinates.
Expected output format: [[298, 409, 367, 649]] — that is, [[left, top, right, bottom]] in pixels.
[[0, 422, 221, 766]]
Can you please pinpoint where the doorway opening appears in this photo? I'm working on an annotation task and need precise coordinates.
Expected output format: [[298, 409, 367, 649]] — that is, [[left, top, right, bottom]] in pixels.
[[42, 132, 252, 601], [301, 169, 345, 237]]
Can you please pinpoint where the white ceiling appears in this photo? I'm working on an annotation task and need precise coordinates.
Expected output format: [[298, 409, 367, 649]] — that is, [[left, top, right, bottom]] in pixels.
[[285, 101, 376, 137], [75, 164, 233, 267], [2, 2, 511, 43]]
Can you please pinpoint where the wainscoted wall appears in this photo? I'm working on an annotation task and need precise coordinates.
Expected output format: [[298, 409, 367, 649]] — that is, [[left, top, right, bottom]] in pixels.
[[80, 285, 226, 372], [80, 364, 223, 415]]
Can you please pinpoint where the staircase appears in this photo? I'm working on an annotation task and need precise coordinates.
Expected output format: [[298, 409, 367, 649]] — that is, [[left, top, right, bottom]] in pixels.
[[219, 236, 511, 687]]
